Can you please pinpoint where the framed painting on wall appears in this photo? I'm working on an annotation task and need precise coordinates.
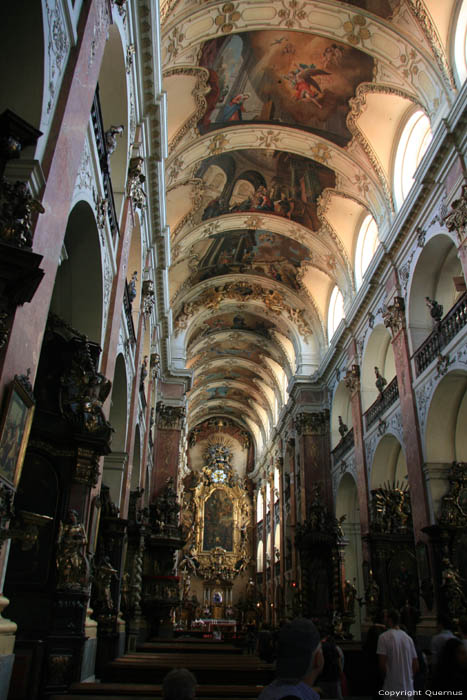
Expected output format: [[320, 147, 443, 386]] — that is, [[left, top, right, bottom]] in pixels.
[[0, 374, 35, 487]]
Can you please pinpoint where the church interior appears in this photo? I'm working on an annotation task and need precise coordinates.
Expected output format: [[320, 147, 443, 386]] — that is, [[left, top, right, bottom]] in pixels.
[[0, 0, 467, 698]]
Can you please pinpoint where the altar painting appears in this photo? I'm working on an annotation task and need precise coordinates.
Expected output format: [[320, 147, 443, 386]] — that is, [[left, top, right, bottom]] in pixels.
[[203, 489, 234, 551]]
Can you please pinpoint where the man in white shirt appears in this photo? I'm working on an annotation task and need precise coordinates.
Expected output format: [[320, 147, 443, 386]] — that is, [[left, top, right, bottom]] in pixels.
[[431, 615, 456, 666], [377, 609, 419, 692]]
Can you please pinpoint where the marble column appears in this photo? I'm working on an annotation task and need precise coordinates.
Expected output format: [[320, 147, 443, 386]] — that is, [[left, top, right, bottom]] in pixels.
[[151, 402, 185, 500], [383, 295, 431, 541], [294, 410, 332, 514]]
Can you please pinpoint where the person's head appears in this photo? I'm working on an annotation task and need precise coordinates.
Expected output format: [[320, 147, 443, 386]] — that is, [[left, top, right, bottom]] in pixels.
[[276, 617, 323, 685], [386, 609, 400, 628], [162, 668, 197, 700], [437, 637, 467, 673], [438, 613, 452, 631]]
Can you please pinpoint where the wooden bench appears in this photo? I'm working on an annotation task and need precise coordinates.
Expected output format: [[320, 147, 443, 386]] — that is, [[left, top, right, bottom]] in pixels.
[[50, 681, 264, 700], [137, 641, 243, 655], [101, 653, 274, 686]]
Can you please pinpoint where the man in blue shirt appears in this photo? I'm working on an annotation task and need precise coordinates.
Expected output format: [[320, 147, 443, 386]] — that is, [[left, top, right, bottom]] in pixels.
[[258, 618, 324, 700]]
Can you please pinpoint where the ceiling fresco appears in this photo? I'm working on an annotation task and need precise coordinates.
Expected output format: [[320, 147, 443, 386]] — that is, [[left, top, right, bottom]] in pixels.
[[196, 149, 336, 231], [175, 229, 311, 292], [161, 0, 454, 451], [198, 31, 374, 145]]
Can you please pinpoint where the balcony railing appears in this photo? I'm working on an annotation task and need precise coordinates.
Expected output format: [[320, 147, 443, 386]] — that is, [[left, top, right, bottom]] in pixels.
[[364, 376, 399, 430], [123, 281, 137, 345], [91, 86, 120, 240], [331, 428, 354, 463], [413, 291, 467, 377]]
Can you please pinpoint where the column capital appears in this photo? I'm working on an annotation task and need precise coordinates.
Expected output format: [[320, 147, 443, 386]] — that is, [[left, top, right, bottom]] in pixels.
[[383, 296, 406, 338], [155, 401, 185, 430], [294, 409, 329, 436]]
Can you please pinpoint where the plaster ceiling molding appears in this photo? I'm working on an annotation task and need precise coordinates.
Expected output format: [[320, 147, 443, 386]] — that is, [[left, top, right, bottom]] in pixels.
[[172, 213, 336, 261], [404, 0, 457, 92], [163, 66, 211, 151], [189, 377, 273, 411], [160, 1, 449, 110], [172, 276, 317, 345], [43, 0, 71, 125], [165, 126, 387, 222], [190, 397, 268, 437], [74, 136, 94, 196]]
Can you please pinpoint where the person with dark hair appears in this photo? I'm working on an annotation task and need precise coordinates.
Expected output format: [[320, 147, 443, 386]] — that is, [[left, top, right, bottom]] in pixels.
[[315, 629, 343, 699], [431, 614, 456, 667], [376, 609, 419, 692], [258, 618, 324, 700], [162, 668, 197, 700], [432, 637, 467, 693]]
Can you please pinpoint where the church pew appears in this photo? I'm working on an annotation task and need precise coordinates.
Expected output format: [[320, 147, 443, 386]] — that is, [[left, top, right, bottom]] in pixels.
[[137, 641, 243, 654], [101, 653, 275, 685], [53, 682, 264, 696]]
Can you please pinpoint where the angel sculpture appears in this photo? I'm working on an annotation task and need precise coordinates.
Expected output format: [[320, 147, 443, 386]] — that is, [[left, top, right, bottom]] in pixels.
[[56, 509, 89, 590], [283, 63, 330, 107]]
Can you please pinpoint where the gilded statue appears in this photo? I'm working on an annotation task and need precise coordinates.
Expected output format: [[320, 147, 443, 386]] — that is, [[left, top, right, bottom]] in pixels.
[[56, 509, 89, 590], [441, 556, 467, 619], [94, 556, 118, 613]]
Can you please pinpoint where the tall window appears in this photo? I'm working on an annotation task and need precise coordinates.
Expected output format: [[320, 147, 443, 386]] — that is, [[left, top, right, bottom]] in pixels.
[[355, 214, 379, 289], [454, 0, 467, 86], [394, 109, 432, 209], [328, 285, 344, 341]]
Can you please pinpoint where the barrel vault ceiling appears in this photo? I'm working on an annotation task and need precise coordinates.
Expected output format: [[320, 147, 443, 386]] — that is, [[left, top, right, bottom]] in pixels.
[[161, 0, 458, 452]]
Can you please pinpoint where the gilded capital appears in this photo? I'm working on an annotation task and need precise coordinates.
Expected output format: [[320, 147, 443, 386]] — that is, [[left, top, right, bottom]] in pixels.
[[294, 410, 329, 436], [156, 401, 185, 430]]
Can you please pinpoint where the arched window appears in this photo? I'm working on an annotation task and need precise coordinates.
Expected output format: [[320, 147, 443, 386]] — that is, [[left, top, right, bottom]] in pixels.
[[328, 285, 344, 341], [454, 0, 467, 86], [394, 109, 432, 209], [355, 214, 379, 289]]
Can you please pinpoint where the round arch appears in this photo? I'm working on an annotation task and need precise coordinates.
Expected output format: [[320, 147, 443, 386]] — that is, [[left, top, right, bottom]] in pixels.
[[425, 370, 467, 464], [331, 380, 353, 449], [370, 434, 408, 490], [50, 200, 104, 346], [407, 233, 463, 354], [361, 325, 396, 412], [104, 353, 129, 505], [98, 23, 129, 222]]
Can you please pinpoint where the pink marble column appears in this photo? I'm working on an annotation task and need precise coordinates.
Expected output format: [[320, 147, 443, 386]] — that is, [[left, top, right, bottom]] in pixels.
[[344, 355, 370, 540], [0, 0, 111, 396], [383, 293, 431, 540]]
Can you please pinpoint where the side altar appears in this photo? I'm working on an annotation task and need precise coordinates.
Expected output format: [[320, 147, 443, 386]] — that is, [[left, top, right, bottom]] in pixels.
[[177, 440, 254, 627]]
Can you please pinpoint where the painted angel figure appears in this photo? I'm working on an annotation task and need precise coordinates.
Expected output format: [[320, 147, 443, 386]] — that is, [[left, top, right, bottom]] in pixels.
[[221, 93, 250, 122], [283, 63, 330, 107]]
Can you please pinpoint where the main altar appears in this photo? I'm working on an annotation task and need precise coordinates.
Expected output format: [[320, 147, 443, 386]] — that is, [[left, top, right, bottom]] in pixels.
[[177, 439, 253, 628]]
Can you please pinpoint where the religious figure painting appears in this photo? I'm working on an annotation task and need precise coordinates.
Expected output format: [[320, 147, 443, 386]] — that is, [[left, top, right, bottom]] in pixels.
[[198, 31, 374, 144], [196, 149, 335, 231], [187, 229, 311, 291], [0, 376, 35, 487], [203, 488, 234, 551]]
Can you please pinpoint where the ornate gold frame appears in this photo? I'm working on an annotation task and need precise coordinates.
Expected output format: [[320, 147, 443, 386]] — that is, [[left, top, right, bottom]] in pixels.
[[187, 469, 251, 574], [0, 375, 35, 488]]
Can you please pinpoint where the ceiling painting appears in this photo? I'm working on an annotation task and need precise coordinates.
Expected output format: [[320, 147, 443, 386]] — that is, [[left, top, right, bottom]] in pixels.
[[198, 31, 374, 145], [175, 228, 311, 293], [196, 149, 336, 231], [187, 310, 277, 349]]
